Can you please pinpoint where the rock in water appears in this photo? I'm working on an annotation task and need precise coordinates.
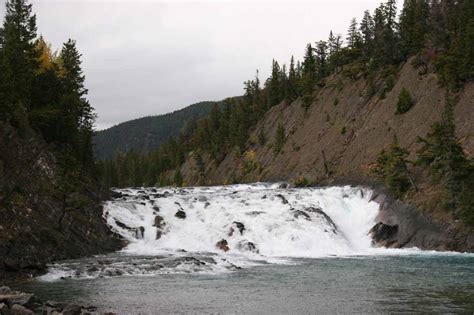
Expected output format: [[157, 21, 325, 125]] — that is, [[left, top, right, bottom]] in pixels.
[[275, 194, 289, 204], [9, 304, 34, 315], [237, 241, 259, 253], [232, 221, 245, 235], [0, 303, 9, 314], [62, 304, 83, 315], [369, 222, 399, 247], [110, 190, 123, 199], [153, 215, 165, 228], [175, 210, 186, 219], [216, 239, 230, 252], [293, 210, 311, 221]]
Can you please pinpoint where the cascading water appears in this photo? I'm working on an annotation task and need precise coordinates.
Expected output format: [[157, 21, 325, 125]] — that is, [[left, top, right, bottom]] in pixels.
[[39, 184, 386, 281], [106, 183, 379, 258]]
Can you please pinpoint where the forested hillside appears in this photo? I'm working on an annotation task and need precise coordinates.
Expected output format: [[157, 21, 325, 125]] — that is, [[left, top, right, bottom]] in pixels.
[[98, 0, 474, 232], [0, 0, 120, 278], [94, 99, 237, 159]]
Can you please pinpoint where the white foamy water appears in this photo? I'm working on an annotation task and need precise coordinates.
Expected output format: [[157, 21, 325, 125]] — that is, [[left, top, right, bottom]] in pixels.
[[105, 184, 379, 258], [39, 183, 472, 281]]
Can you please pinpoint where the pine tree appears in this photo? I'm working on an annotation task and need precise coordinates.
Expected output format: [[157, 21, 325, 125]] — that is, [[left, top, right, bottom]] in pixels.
[[360, 10, 375, 60], [0, 0, 38, 119], [374, 137, 413, 197], [301, 43, 317, 109], [287, 56, 298, 101], [315, 40, 328, 79], [399, 0, 430, 58], [417, 96, 472, 219], [396, 87, 414, 114], [267, 59, 282, 107], [59, 39, 96, 167], [346, 18, 361, 49], [273, 122, 286, 155]]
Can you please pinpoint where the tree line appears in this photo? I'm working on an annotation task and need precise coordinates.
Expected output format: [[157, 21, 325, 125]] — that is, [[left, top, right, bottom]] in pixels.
[[0, 0, 98, 210]]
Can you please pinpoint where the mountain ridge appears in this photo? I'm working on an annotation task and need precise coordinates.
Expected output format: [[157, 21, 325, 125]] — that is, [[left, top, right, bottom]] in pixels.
[[94, 99, 238, 159]]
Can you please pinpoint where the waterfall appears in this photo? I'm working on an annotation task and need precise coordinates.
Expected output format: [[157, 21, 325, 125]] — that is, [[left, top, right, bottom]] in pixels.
[[104, 184, 380, 258]]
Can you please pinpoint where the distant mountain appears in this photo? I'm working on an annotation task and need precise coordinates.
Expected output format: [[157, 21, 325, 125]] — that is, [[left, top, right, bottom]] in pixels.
[[94, 100, 222, 159]]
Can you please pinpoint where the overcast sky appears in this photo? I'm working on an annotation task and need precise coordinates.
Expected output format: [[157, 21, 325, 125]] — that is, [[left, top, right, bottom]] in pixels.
[[1, 0, 383, 130]]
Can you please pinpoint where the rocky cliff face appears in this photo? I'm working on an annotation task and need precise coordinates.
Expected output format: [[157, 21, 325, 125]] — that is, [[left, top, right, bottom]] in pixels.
[[0, 121, 122, 282], [179, 58, 474, 251]]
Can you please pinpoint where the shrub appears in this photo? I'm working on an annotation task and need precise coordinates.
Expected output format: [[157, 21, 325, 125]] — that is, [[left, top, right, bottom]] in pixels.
[[396, 88, 414, 114]]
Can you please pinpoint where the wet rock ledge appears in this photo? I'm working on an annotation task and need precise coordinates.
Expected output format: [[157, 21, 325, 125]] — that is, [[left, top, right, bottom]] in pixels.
[[0, 286, 113, 315]]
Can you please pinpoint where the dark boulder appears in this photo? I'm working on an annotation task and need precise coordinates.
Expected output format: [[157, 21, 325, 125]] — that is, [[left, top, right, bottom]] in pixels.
[[10, 304, 34, 315], [156, 230, 163, 240], [232, 222, 245, 235], [216, 239, 230, 252], [293, 210, 311, 221], [0, 292, 34, 307], [369, 222, 399, 247], [237, 241, 259, 253], [0, 303, 9, 314], [153, 215, 165, 228], [110, 191, 123, 199], [175, 210, 186, 219], [305, 207, 337, 233], [62, 304, 83, 315], [275, 194, 289, 204]]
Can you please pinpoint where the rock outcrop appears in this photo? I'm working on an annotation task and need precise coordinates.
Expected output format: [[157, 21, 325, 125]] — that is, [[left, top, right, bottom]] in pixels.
[[0, 122, 123, 282]]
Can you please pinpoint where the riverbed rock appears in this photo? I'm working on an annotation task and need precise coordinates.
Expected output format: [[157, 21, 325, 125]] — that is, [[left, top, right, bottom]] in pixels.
[[134, 226, 145, 239], [370, 222, 399, 247], [232, 222, 245, 235], [0, 287, 11, 294], [110, 191, 123, 199], [293, 210, 311, 221], [275, 194, 289, 204], [62, 304, 82, 315], [237, 241, 259, 253], [9, 304, 34, 315], [216, 239, 230, 252], [0, 292, 33, 307], [175, 210, 186, 219], [153, 215, 165, 228], [305, 207, 338, 233], [0, 303, 9, 315]]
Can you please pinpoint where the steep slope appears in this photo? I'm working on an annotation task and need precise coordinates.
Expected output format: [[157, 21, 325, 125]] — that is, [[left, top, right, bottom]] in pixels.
[[178, 59, 474, 251], [0, 121, 122, 281], [181, 58, 473, 185], [94, 100, 232, 159]]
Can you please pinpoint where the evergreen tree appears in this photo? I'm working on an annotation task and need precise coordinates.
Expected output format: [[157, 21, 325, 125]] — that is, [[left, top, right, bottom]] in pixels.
[[374, 137, 413, 197], [396, 87, 414, 114], [399, 0, 430, 58], [59, 39, 96, 167], [267, 59, 283, 107], [315, 40, 328, 79], [0, 0, 38, 119], [273, 122, 286, 155], [417, 96, 473, 219], [301, 43, 317, 109], [286, 55, 298, 101], [360, 10, 375, 60], [346, 18, 362, 49]]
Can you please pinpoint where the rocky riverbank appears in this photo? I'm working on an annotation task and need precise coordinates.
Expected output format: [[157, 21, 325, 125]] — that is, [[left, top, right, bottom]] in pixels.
[[0, 286, 111, 315]]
